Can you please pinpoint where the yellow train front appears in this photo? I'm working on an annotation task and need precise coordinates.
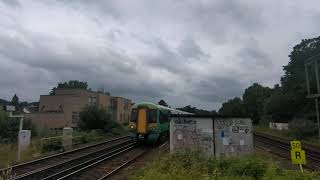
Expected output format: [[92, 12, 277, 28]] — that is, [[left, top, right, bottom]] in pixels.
[[129, 102, 170, 143]]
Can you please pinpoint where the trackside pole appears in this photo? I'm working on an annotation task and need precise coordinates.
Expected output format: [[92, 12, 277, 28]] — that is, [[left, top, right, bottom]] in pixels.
[[316, 98, 320, 138], [17, 117, 24, 161], [299, 164, 304, 173]]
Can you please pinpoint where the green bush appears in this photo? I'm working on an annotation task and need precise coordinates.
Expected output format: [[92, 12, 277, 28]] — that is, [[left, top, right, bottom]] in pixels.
[[0, 112, 38, 143], [226, 156, 267, 179], [131, 151, 320, 180], [41, 139, 62, 152], [78, 105, 122, 132], [288, 119, 317, 139], [0, 112, 20, 143]]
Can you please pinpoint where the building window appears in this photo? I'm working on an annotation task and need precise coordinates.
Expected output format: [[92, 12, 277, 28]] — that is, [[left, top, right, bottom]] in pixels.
[[72, 112, 79, 124], [88, 97, 97, 104], [92, 97, 97, 104]]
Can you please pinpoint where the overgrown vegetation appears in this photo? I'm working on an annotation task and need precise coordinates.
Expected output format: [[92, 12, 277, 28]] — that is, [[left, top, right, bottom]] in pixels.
[[78, 105, 122, 132], [131, 151, 320, 180], [288, 119, 318, 139], [49, 80, 88, 95], [0, 165, 15, 180], [0, 112, 36, 143]]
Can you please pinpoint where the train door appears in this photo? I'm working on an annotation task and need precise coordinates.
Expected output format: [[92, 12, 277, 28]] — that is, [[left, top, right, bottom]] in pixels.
[[137, 109, 147, 134]]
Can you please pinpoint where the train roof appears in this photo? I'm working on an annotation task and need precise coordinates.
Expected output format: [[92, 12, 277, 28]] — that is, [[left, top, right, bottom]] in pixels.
[[132, 102, 193, 115]]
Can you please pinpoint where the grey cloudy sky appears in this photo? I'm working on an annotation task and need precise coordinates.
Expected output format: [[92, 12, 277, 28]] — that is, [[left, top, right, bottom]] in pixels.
[[0, 0, 319, 110]]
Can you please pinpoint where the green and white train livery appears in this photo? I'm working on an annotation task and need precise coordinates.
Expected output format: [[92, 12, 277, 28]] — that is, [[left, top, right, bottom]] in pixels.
[[129, 102, 191, 143]]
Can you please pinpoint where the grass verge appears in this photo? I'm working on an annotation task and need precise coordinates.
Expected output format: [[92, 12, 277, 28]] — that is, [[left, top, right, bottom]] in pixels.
[[130, 150, 320, 180]]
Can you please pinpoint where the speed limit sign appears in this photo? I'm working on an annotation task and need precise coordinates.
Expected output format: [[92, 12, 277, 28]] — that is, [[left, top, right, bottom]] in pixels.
[[291, 141, 302, 151]]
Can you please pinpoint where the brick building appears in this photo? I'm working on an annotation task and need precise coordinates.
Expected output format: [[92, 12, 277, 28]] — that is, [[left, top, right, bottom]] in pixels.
[[26, 89, 132, 129]]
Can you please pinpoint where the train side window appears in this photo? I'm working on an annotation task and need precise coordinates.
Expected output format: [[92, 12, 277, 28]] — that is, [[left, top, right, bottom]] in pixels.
[[148, 109, 157, 123], [131, 109, 138, 122], [159, 111, 169, 123]]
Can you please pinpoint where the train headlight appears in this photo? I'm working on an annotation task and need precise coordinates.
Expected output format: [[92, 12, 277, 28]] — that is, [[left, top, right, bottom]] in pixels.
[[130, 125, 134, 129]]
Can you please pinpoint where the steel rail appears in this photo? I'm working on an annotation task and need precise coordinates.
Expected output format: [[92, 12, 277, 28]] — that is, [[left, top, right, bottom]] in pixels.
[[0, 135, 130, 175], [57, 144, 139, 180], [12, 139, 133, 180], [254, 133, 320, 162], [98, 151, 146, 180], [98, 141, 168, 179], [45, 143, 137, 180], [254, 133, 320, 170]]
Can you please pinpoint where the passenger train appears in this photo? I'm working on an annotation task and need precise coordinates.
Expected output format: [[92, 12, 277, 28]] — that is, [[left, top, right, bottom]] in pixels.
[[129, 102, 192, 144]]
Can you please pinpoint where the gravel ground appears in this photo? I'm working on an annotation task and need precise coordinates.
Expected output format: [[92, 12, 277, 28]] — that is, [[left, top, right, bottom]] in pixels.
[[74, 147, 145, 180], [108, 142, 170, 180], [254, 144, 301, 170]]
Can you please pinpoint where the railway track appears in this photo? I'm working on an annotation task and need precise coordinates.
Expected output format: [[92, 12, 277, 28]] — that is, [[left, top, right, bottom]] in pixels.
[[0, 136, 135, 179], [98, 141, 169, 180], [254, 132, 320, 170]]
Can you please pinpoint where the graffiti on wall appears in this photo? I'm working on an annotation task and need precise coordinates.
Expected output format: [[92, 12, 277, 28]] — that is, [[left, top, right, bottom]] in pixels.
[[171, 117, 214, 153], [170, 116, 253, 157], [215, 118, 253, 157]]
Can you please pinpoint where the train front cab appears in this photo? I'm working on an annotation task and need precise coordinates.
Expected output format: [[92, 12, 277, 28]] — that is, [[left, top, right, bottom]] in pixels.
[[130, 108, 158, 143]]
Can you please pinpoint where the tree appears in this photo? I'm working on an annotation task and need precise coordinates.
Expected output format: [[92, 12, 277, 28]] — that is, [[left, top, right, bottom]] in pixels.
[[280, 37, 320, 115], [78, 105, 118, 131], [243, 83, 272, 124], [50, 80, 88, 95], [177, 105, 217, 115], [264, 89, 295, 122], [158, 100, 168, 107], [177, 105, 196, 113], [219, 97, 247, 116], [11, 94, 19, 107]]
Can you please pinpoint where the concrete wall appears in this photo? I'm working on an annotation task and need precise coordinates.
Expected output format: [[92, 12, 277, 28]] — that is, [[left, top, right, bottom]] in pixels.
[[170, 117, 214, 154], [214, 118, 253, 157], [170, 115, 253, 157]]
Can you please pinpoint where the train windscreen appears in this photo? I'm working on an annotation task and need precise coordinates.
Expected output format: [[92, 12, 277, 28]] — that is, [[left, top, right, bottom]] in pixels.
[[131, 109, 138, 122], [148, 109, 157, 123]]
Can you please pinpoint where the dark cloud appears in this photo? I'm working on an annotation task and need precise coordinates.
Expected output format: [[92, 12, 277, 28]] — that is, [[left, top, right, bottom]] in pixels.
[[188, 77, 246, 103], [0, 0, 319, 110]]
